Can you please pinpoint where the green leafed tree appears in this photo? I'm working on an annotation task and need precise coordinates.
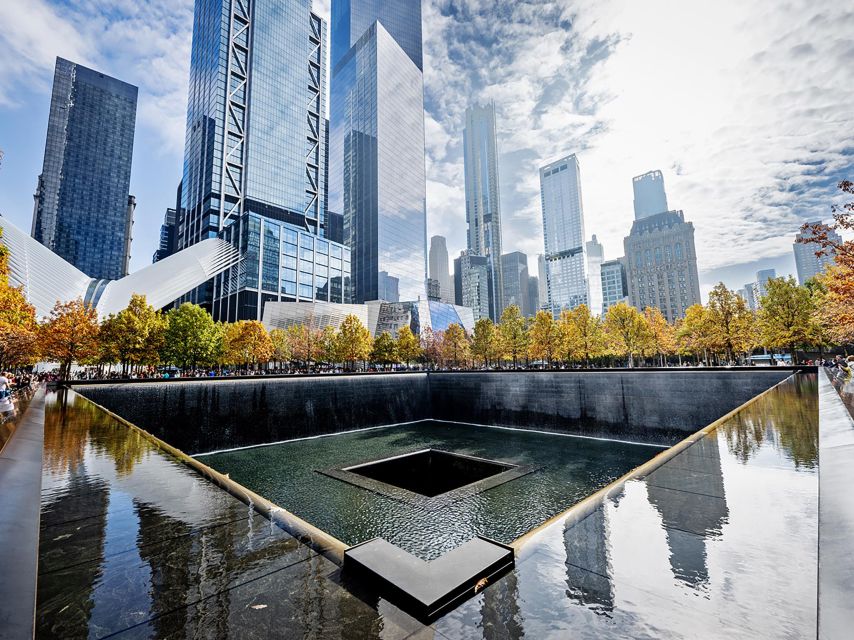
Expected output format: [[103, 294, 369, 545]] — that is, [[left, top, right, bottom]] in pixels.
[[370, 331, 398, 367], [162, 303, 221, 371]]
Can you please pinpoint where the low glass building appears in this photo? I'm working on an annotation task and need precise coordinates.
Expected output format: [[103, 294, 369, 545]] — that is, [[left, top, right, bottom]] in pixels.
[[214, 213, 351, 322]]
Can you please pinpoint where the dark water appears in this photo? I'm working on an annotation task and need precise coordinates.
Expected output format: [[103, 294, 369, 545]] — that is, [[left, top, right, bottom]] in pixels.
[[198, 422, 660, 559], [34, 375, 820, 639]]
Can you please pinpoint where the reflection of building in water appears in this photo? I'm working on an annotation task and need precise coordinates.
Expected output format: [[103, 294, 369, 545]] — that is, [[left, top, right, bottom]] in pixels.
[[480, 566, 524, 639], [564, 507, 614, 613], [646, 439, 729, 589]]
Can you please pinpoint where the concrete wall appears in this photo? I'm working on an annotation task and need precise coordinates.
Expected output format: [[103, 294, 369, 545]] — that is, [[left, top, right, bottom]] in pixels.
[[75, 374, 430, 454], [429, 370, 793, 443], [74, 369, 794, 453]]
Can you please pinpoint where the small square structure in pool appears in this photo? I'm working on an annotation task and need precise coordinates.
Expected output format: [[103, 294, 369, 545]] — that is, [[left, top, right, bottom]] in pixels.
[[345, 449, 514, 497]]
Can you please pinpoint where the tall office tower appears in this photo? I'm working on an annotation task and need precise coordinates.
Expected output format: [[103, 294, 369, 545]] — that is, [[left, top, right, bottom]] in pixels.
[[429, 235, 453, 303], [540, 155, 589, 314], [501, 252, 530, 316], [794, 222, 840, 284], [527, 276, 540, 316], [178, 0, 349, 321], [586, 235, 604, 316], [329, 0, 427, 304], [752, 268, 776, 305], [738, 284, 757, 311], [537, 254, 548, 310], [463, 103, 504, 320], [454, 251, 490, 321], [32, 57, 138, 280], [632, 170, 668, 220], [153, 182, 182, 263], [624, 210, 701, 322], [600, 259, 628, 314]]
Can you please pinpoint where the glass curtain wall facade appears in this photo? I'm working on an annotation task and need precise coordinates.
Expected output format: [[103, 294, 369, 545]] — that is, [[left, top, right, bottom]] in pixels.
[[32, 57, 138, 280], [178, 0, 332, 319], [329, 11, 427, 304], [632, 170, 668, 220], [453, 251, 490, 321], [216, 213, 351, 321], [500, 251, 530, 316], [463, 103, 504, 320], [540, 154, 589, 314], [794, 222, 839, 284], [600, 259, 628, 313]]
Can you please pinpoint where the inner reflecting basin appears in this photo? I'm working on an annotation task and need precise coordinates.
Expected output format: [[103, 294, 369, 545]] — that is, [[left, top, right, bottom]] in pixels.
[[198, 422, 660, 559]]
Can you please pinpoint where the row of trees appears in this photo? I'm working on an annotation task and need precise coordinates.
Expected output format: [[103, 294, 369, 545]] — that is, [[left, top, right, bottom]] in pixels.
[[0, 180, 852, 375]]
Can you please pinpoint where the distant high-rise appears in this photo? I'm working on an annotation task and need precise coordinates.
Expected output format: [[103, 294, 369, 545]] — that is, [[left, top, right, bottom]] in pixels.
[[32, 57, 138, 280], [624, 210, 701, 322], [586, 235, 604, 316], [527, 276, 540, 317], [179, 0, 349, 321], [632, 170, 668, 220], [464, 102, 504, 320], [454, 251, 490, 321], [738, 284, 757, 311], [794, 222, 840, 284], [501, 252, 531, 316], [329, 1, 427, 304], [429, 235, 453, 303], [153, 182, 182, 264], [601, 259, 628, 314], [539, 155, 589, 314], [537, 254, 548, 310], [752, 268, 777, 305]]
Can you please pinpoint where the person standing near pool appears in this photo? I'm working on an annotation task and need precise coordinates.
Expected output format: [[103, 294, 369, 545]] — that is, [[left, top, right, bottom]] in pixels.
[[0, 372, 15, 418]]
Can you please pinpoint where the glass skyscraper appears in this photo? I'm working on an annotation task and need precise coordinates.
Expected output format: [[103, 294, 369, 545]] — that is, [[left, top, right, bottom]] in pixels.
[[329, 0, 427, 304], [463, 102, 504, 320], [178, 0, 348, 320], [539, 154, 589, 314], [632, 170, 669, 220], [32, 57, 137, 281]]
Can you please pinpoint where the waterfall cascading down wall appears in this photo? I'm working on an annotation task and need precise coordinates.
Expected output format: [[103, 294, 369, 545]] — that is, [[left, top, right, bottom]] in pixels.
[[72, 370, 794, 454]]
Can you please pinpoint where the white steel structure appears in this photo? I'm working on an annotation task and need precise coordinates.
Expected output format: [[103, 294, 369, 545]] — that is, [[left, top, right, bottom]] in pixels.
[[0, 214, 240, 319]]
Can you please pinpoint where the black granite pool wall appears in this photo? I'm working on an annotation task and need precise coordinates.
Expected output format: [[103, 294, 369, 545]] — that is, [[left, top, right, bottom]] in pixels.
[[428, 370, 794, 443], [74, 369, 796, 453], [75, 373, 431, 454]]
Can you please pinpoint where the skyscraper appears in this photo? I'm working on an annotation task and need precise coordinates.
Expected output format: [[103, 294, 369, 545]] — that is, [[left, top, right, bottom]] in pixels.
[[537, 254, 548, 311], [527, 276, 540, 317], [539, 155, 589, 314], [601, 259, 628, 313], [32, 57, 138, 281], [178, 0, 350, 321], [464, 102, 504, 320], [454, 251, 490, 321], [329, 0, 427, 304], [586, 235, 604, 316], [794, 222, 840, 284], [429, 235, 453, 303], [752, 268, 776, 304], [501, 252, 530, 316], [632, 170, 668, 220], [624, 210, 701, 322]]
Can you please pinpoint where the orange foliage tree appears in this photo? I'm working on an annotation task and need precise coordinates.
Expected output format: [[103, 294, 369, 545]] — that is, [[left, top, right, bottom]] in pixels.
[[40, 299, 100, 379]]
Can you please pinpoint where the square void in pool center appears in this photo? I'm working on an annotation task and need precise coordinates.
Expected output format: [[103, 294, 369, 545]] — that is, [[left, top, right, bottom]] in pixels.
[[345, 449, 515, 497]]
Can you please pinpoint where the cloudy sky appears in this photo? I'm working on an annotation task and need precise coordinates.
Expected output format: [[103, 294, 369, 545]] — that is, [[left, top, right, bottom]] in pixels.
[[0, 0, 851, 298]]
